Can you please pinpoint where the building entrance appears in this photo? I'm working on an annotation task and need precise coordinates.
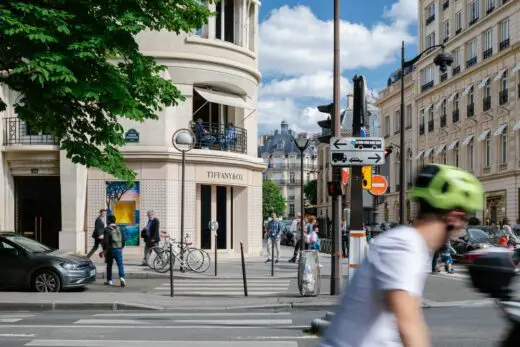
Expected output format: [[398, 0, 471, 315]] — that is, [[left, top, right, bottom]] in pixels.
[[15, 176, 61, 249]]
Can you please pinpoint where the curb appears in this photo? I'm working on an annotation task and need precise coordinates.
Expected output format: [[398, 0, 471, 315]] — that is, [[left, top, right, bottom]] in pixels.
[[0, 301, 162, 312]]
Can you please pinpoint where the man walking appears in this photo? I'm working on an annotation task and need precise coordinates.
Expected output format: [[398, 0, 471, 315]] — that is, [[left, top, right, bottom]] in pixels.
[[86, 209, 106, 258], [141, 210, 160, 266], [265, 212, 283, 263], [289, 213, 303, 263], [102, 215, 126, 287], [320, 164, 483, 347]]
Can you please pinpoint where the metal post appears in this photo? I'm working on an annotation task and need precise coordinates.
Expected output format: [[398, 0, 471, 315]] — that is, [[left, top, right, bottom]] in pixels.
[[399, 41, 406, 225], [300, 151, 305, 253], [180, 150, 186, 272], [240, 242, 248, 296], [169, 242, 174, 297], [271, 237, 274, 277], [214, 231, 218, 276], [330, 0, 342, 295]]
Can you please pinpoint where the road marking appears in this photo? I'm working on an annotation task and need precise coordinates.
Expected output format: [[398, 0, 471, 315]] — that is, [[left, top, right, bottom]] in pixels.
[[94, 312, 291, 317], [236, 335, 316, 340], [0, 325, 297, 330], [171, 319, 292, 325], [0, 318, 22, 323], [0, 314, 34, 318], [74, 320, 149, 325], [154, 291, 287, 295], [25, 340, 298, 347], [0, 333, 35, 337], [160, 283, 289, 287]]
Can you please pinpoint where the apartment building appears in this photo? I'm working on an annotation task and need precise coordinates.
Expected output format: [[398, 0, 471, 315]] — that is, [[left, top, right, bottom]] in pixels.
[[378, 0, 520, 224], [0, 0, 264, 256], [258, 121, 319, 218]]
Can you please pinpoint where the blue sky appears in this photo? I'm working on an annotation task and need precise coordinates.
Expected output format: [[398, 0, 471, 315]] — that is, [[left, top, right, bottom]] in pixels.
[[257, 0, 419, 135]]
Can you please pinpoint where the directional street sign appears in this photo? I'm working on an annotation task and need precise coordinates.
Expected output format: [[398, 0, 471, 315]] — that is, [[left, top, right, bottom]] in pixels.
[[330, 137, 386, 167]]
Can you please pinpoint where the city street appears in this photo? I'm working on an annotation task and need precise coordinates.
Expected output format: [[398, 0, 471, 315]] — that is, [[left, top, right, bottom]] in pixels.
[[0, 306, 506, 347]]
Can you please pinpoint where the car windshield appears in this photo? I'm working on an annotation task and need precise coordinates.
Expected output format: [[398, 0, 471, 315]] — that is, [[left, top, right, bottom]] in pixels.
[[467, 228, 491, 242], [4, 235, 52, 253]]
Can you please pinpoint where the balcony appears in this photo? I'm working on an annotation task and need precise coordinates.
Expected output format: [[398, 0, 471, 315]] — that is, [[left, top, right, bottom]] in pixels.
[[466, 57, 477, 69], [443, 0, 449, 10], [483, 96, 491, 111], [452, 109, 460, 123], [469, 16, 479, 26], [487, 6, 495, 14], [500, 38, 510, 51], [499, 89, 509, 105], [3, 117, 59, 146], [428, 120, 434, 132], [426, 15, 435, 26], [440, 72, 448, 82], [421, 80, 434, 92], [467, 103, 475, 117], [452, 66, 461, 76], [456, 28, 462, 35], [191, 121, 247, 154], [440, 115, 447, 128], [419, 124, 425, 135], [483, 48, 493, 60]]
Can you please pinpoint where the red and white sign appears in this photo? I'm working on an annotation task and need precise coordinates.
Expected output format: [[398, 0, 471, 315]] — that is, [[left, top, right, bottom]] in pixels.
[[368, 175, 388, 196], [341, 168, 350, 185]]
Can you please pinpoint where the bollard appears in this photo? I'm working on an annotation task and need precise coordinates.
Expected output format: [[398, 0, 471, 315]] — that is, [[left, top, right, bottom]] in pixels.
[[169, 242, 174, 297], [240, 242, 248, 297], [271, 237, 274, 277], [214, 232, 218, 277]]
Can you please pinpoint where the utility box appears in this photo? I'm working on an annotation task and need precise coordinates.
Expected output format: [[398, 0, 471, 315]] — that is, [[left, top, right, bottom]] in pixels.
[[298, 250, 321, 297]]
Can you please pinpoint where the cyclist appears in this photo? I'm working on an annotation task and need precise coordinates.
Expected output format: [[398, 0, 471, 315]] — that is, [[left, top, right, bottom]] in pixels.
[[319, 164, 483, 347]]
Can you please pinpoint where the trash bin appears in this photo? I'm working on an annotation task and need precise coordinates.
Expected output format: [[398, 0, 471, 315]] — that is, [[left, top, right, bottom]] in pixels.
[[298, 250, 320, 296]]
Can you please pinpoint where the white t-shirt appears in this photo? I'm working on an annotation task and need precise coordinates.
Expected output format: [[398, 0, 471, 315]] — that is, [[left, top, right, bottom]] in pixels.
[[319, 226, 430, 347]]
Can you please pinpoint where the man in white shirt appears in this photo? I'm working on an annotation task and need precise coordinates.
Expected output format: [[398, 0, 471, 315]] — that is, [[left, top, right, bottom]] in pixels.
[[289, 213, 302, 263], [319, 164, 484, 347]]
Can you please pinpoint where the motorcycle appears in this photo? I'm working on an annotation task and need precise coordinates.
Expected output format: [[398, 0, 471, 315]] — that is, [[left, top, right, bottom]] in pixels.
[[468, 248, 520, 346]]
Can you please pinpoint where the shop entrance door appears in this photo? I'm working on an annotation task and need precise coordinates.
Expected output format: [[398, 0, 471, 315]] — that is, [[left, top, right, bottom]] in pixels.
[[15, 176, 61, 249]]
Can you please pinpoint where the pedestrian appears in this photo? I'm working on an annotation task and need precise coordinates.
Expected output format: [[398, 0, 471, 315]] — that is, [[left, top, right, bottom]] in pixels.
[[431, 250, 440, 273], [86, 209, 106, 258], [309, 225, 320, 250], [264, 212, 283, 263], [341, 217, 348, 258], [438, 239, 456, 274], [319, 164, 483, 347], [502, 218, 518, 244], [289, 213, 303, 263], [101, 215, 126, 287], [141, 210, 160, 266]]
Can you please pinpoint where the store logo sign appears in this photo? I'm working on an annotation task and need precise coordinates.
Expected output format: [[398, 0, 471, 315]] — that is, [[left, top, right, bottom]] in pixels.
[[207, 171, 244, 181]]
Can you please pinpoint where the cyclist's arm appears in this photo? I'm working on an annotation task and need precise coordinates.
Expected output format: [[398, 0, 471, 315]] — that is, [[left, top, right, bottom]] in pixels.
[[385, 290, 430, 347]]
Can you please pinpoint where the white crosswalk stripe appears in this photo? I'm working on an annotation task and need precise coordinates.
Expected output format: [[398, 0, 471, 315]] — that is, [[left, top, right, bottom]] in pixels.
[[25, 341, 298, 347], [151, 279, 291, 296]]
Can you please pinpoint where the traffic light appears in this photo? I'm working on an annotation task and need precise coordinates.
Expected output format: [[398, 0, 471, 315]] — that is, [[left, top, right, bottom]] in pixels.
[[327, 181, 344, 197], [317, 103, 346, 144], [384, 146, 393, 157], [362, 166, 372, 190]]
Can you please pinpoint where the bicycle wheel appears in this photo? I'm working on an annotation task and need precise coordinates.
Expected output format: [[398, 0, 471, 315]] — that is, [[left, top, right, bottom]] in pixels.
[[146, 247, 165, 270], [152, 249, 174, 273], [185, 248, 211, 273]]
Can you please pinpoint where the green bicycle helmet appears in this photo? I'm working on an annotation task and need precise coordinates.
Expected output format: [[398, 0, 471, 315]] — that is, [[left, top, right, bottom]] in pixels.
[[411, 164, 484, 213]]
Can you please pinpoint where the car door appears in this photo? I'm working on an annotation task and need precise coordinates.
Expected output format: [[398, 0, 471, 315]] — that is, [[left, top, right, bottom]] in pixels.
[[0, 239, 30, 288]]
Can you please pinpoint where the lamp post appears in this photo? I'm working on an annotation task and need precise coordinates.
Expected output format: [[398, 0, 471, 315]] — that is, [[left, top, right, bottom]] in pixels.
[[293, 136, 311, 254], [399, 42, 453, 225], [172, 128, 195, 272]]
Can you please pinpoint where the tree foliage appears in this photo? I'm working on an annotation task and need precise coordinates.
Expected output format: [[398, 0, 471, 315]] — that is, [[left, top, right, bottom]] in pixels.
[[262, 180, 286, 220], [304, 179, 317, 205], [0, 1, 212, 181]]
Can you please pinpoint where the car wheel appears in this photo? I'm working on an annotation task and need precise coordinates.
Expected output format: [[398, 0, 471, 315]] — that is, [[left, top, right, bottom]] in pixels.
[[32, 269, 61, 293]]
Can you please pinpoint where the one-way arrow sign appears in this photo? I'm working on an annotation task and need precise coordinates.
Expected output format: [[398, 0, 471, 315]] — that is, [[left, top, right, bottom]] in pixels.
[[329, 136, 385, 167], [368, 153, 381, 163], [333, 138, 347, 149]]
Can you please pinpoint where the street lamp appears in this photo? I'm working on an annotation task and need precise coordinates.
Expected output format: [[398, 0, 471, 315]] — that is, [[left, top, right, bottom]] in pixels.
[[399, 42, 453, 225], [293, 136, 311, 253], [172, 128, 195, 272]]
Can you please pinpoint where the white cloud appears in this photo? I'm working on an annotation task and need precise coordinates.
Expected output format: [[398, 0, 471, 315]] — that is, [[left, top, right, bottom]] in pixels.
[[383, 0, 418, 24], [257, 98, 324, 134], [259, 5, 415, 77], [260, 71, 352, 99]]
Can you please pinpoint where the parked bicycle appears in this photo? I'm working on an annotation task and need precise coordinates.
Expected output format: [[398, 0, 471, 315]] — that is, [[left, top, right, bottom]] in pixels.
[[148, 231, 210, 273]]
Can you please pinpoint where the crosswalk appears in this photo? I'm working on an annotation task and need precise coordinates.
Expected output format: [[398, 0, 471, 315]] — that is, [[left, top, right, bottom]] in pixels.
[[151, 278, 292, 296], [430, 265, 468, 281], [0, 310, 310, 346]]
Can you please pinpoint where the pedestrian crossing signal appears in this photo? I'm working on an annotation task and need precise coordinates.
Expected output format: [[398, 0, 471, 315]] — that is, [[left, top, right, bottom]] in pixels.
[[327, 181, 344, 197]]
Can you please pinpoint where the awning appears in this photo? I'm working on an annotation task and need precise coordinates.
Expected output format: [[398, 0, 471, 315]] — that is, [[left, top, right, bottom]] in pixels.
[[436, 143, 446, 155], [461, 134, 474, 145], [513, 120, 520, 131], [194, 87, 252, 109], [447, 91, 458, 102], [493, 123, 508, 136], [415, 150, 425, 160], [513, 63, 520, 74], [494, 67, 509, 81], [448, 140, 459, 150], [435, 98, 446, 111], [478, 76, 491, 89], [477, 129, 491, 142], [424, 148, 434, 157], [462, 84, 474, 96]]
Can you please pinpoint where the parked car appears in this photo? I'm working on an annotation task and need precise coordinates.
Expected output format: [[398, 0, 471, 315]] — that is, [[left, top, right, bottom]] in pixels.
[[451, 228, 497, 262], [0, 232, 96, 292]]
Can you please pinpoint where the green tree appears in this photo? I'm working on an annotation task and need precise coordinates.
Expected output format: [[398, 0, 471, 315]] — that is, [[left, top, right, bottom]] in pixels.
[[0, 1, 212, 181], [262, 180, 286, 220], [304, 179, 317, 205]]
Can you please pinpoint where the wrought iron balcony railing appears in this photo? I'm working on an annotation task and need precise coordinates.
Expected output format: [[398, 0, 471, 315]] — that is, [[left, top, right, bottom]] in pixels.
[[191, 121, 247, 154], [500, 38, 510, 51], [483, 96, 491, 111], [3, 117, 59, 146], [452, 109, 460, 123], [499, 89, 509, 105], [467, 103, 475, 117]]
